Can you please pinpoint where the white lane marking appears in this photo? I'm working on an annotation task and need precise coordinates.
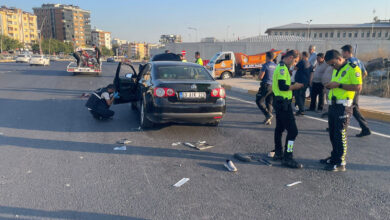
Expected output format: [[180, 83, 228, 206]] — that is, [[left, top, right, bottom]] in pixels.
[[227, 96, 390, 139]]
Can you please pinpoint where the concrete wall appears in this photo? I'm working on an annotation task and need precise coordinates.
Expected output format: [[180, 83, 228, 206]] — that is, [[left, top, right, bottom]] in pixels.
[[151, 39, 390, 62]]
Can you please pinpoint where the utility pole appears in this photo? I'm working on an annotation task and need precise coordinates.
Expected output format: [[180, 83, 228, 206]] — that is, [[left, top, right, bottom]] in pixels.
[[188, 27, 198, 42], [306, 19, 312, 39], [39, 16, 47, 55], [0, 14, 3, 53], [371, 9, 376, 39]]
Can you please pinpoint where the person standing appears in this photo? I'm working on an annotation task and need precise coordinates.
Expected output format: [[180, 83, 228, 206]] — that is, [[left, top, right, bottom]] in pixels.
[[92, 44, 102, 65], [308, 45, 317, 67], [270, 50, 304, 169], [195, 51, 203, 66], [256, 51, 276, 125], [309, 53, 327, 111], [322, 50, 362, 171], [294, 52, 311, 115], [341, 45, 371, 137]]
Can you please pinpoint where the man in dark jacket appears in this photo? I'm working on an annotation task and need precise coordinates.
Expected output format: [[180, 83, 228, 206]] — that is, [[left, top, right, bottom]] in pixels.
[[85, 84, 118, 120], [294, 51, 312, 115]]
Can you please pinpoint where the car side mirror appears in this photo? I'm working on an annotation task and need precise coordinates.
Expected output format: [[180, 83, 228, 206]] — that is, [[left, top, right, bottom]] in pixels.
[[125, 73, 133, 78]]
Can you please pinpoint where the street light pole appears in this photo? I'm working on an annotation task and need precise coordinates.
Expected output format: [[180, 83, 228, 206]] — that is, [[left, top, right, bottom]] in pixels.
[[188, 27, 198, 42], [306, 19, 312, 39], [39, 16, 47, 55], [0, 14, 3, 53]]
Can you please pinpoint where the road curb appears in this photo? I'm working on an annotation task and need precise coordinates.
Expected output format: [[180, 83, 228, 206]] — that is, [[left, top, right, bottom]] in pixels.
[[221, 83, 390, 123]]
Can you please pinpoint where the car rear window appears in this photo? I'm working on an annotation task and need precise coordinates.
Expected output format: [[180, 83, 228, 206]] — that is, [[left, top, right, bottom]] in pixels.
[[32, 55, 42, 58], [18, 55, 27, 57], [156, 65, 213, 80]]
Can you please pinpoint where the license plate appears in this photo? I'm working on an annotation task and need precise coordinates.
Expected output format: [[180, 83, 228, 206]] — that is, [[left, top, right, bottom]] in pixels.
[[179, 92, 206, 99]]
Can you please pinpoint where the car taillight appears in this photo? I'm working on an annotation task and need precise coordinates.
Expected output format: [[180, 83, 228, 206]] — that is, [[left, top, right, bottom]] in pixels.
[[153, 87, 176, 97], [211, 88, 226, 98]]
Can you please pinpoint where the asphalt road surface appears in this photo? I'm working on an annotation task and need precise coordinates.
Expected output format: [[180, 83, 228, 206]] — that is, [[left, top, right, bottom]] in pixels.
[[0, 61, 389, 220]]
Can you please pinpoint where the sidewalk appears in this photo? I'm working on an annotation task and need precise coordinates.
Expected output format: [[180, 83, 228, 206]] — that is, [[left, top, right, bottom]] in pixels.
[[220, 78, 390, 122]]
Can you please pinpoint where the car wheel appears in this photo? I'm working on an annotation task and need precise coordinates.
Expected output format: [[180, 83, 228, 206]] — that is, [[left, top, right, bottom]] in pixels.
[[131, 101, 137, 110], [207, 121, 220, 127], [221, 71, 231, 80], [140, 101, 153, 129]]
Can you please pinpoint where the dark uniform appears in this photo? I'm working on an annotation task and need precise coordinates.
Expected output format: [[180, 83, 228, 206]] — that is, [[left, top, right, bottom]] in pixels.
[[348, 57, 371, 136], [95, 47, 102, 65], [256, 61, 276, 123], [85, 87, 114, 119], [272, 62, 302, 168], [326, 62, 362, 170]]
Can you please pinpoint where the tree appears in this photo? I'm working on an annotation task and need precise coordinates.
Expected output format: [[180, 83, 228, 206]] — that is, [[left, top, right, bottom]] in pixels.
[[0, 35, 23, 52], [31, 38, 73, 54], [101, 46, 113, 56]]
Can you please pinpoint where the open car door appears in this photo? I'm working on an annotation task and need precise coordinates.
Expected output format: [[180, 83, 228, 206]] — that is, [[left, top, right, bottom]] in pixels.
[[113, 62, 139, 104]]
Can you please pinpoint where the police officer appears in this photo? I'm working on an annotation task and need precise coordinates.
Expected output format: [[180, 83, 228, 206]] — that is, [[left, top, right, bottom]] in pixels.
[[322, 50, 362, 172], [270, 50, 304, 168], [341, 45, 371, 137], [85, 84, 119, 120], [256, 51, 276, 125], [195, 51, 203, 66]]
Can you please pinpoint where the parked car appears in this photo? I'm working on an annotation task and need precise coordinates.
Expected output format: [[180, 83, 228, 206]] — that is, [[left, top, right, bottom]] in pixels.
[[16, 54, 31, 63], [49, 56, 60, 61], [29, 55, 50, 66], [113, 61, 226, 128], [107, 57, 115, 62]]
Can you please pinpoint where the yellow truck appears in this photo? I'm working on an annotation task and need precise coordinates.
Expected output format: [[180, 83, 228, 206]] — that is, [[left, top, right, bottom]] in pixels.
[[206, 50, 281, 79]]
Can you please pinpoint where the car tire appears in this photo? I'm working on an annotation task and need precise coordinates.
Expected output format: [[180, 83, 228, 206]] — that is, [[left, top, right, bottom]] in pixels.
[[131, 101, 137, 110], [207, 121, 220, 127], [221, 71, 231, 80], [139, 101, 153, 129]]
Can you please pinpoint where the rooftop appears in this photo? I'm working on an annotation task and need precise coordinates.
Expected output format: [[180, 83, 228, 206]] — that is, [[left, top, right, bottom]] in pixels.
[[266, 22, 390, 33]]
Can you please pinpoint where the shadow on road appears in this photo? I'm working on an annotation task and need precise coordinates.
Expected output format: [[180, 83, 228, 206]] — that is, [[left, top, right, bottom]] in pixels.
[[0, 205, 145, 220]]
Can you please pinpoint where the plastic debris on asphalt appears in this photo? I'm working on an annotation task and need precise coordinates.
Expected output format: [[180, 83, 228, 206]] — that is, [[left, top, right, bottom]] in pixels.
[[65, 183, 71, 187], [79, 156, 84, 160], [117, 139, 132, 145], [183, 141, 215, 150], [173, 178, 190, 187], [114, 146, 127, 151], [233, 153, 272, 166], [234, 153, 252, 162], [224, 160, 238, 172], [80, 93, 90, 98], [286, 181, 302, 187]]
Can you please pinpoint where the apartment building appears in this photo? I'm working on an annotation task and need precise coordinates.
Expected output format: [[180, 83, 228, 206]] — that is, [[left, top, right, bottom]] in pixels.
[[91, 28, 111, 49], [33, 4, 91, 47], [0, 6, 38, 46]]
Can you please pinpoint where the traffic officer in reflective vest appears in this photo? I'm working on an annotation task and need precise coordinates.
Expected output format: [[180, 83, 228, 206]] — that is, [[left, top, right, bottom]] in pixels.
[[271, 50, 304, 168], [323, 50, 362, 172]]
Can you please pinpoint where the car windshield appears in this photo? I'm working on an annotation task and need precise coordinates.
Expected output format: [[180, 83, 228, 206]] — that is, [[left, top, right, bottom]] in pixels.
[[209, 53, 221, 64], [156, 65, 213, 80], [32, 55, 43, 58]]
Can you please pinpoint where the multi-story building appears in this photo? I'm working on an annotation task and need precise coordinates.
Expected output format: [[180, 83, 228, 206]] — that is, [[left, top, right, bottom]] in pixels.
[[91, 28, 111, 49], [0, 6, 38, 47], [265, 20, 390, 40], [33, 4, 91, 47], [112, 38, 128, 46], [128, 42, 148, 59]]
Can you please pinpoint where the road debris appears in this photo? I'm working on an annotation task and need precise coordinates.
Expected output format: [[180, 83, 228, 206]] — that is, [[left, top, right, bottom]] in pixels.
[[0, 132, 3, 135], [224, 160, 238, 172], [114, 146, 127, 151], [27, 170, 32, 174], [183, 141, 215, 150], [234, 153, 252, 162], [286, 181, 302, 187], [65, 183, 71, 187], [173, 178, 190, 187], [117, 139, 132, 145], [172, 142, 181, 146], [80, 93, 90, 98], [79, 156, 84, 160]]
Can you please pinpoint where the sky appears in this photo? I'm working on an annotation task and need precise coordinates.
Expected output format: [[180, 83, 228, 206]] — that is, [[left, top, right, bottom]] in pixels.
[[2, 0, 390, 43]]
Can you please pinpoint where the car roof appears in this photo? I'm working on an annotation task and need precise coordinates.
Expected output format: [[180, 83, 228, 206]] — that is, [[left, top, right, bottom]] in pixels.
[[151, 61, 203, 67]]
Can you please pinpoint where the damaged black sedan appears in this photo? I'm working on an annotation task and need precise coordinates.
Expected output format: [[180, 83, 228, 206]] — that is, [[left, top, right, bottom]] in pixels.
[[113, 61, 226, 128]]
